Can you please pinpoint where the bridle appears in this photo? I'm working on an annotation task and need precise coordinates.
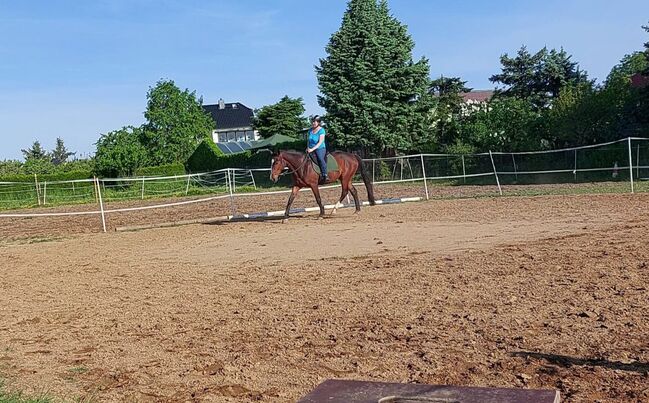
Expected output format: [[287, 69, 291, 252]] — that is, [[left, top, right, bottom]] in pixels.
[[273, 153, 309, 177]]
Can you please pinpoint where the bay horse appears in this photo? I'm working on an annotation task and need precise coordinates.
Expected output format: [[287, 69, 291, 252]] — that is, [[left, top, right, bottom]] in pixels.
[[270, 150, 376, 220]]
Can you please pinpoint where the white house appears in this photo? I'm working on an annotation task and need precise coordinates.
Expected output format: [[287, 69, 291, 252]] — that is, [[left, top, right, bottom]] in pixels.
[[202, 99, 260, 143]]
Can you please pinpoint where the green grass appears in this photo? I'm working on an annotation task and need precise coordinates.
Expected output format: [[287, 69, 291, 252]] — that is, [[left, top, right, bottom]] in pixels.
[[0, 380, 54, 403]]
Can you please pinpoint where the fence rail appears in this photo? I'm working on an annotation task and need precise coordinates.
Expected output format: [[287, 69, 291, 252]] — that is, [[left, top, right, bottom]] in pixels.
[[1, 137, 648, 233]]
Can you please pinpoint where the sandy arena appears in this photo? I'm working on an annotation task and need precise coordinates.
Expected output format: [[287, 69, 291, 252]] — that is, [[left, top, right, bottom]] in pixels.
[[1, 193, 648, 402]]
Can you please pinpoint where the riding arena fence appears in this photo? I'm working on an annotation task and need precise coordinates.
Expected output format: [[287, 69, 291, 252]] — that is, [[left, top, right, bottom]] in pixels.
[[1, 137, 648, 233]]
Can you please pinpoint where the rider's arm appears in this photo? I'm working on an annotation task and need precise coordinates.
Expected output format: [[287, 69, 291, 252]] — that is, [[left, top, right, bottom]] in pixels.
[[308, 133, 326, 153]]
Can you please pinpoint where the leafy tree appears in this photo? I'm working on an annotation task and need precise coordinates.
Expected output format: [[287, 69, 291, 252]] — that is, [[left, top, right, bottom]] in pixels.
[[50, 137, 75, 165], [316, 0, 433, 156], [141, 80, 215, 165], [22, 158, 56, 175], [606, 52, 648, 85], [428, 76, 472, 147], [0, 160, 23, 175], [94, 126, 149, 177], [21, 141, 48, 161], [644, 23, 649, 74], [490, 46, 590, 109], [460, 98, 542, 151], [252, 96, 308, 139]]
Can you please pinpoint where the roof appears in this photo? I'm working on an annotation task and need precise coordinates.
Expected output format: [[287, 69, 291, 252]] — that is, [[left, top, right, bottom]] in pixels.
[[203, 102, 254, 130], [216, 141, 257, 155], [461, 90, 494, 103], [250, 134, 299, 150], [630, 73, 649, 88]]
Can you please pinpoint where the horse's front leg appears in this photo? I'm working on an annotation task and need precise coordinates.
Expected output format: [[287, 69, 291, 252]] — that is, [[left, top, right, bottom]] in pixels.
[[311, 185, 325, 218], [283, 186, 300, 223]]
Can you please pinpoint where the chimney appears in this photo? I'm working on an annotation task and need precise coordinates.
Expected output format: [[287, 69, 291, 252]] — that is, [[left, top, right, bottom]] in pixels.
[[218, 98, 225, 109]]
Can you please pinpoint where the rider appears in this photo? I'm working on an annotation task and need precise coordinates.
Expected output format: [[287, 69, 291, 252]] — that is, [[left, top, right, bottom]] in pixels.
[[307, 115, 328, 184]]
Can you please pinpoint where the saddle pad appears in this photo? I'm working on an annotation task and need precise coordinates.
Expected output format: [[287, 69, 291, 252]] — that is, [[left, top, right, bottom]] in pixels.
[[310, 153, 339, 174]]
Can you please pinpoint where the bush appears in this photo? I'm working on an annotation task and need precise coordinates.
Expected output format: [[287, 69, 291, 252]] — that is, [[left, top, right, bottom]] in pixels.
[[185, 138, 225, 172]]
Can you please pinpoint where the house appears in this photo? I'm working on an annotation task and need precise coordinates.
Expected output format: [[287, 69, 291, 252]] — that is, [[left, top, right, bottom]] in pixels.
[[202, 99, 260, 143], [460, 90, 494, 104], [630, 73, 649, 88]]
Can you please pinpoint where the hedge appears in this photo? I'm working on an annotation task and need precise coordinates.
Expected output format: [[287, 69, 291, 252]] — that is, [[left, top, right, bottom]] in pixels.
[[0, 170, 94, 183]]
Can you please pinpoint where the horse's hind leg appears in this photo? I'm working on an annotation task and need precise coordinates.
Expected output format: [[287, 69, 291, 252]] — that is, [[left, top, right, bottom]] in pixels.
[[349, 184, 361, 213], [332, 181, 349, 215]]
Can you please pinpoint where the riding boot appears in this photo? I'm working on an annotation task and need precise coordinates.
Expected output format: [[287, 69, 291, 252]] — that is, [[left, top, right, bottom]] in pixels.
[[319, 175, 327, 185]]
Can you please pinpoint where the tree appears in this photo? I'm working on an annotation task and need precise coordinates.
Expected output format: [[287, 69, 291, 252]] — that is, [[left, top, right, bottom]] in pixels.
[[141, 80, 215, 165], [316, 0, 433, 156], [50, 137, 75, 165], [21, 141, 48, 161], [94, 126, 149, 177], [428, 76, 472, 147], [460, 98, 542, 151], [490, 46, 590, 109], [606, 52, 648, 85], [644, 23, 649, 74], [252, 96, 308, 139]]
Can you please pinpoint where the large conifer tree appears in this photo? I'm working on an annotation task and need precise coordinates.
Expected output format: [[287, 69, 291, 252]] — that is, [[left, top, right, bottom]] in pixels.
[[316, 0, 432, 156]]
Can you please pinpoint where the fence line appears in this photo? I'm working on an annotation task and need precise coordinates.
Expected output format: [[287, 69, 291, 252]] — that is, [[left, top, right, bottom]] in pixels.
[[2, 137, 649, 232]]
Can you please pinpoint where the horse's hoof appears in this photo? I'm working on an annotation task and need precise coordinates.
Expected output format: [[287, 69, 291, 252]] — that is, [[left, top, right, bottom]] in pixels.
[[330, 210, 337, 215], [282, 218, 289, 224], [354, 210, 361, 215], [317, 215, 324, 220]]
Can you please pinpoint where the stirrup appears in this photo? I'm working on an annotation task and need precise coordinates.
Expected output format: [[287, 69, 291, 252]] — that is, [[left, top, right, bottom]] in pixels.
[[319, 176, 327, 185]]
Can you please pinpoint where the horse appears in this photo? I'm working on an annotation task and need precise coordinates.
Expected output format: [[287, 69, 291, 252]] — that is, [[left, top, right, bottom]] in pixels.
[[269, 150, 376, 220]]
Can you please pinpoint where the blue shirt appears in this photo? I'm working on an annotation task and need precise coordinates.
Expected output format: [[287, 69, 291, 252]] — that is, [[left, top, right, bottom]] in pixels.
[[308, 127, 326, 150]]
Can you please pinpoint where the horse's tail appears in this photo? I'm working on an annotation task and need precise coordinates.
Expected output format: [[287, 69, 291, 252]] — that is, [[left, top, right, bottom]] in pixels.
[[355, 154, 376, 206]]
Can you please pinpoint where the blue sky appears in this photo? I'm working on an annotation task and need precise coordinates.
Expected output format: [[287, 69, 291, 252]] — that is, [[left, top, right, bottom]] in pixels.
[[1, 0, 648, 160]]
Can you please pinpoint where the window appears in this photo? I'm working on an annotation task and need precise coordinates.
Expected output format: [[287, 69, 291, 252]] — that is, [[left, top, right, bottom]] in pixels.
[[227, 132, 235, 141], [218, 133, 227, 143], [245, 130, 255, 141]]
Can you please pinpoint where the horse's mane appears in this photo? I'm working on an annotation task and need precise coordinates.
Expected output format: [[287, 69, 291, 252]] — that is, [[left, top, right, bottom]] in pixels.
[[280, 149, 303, 156]]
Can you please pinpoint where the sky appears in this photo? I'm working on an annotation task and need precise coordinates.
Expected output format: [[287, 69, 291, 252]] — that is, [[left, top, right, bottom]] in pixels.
[[1, 0, 648, 160]]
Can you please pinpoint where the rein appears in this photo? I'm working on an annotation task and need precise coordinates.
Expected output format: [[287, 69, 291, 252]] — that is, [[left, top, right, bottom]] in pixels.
[[278, 154, 310, 177]]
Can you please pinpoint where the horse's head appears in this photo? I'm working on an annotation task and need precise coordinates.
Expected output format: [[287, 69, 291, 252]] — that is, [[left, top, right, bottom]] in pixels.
[[269, 151, 287, 183]]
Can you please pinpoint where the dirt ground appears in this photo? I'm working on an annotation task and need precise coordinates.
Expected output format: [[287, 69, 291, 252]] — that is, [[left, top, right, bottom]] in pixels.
[[1, 193, 648, 402]]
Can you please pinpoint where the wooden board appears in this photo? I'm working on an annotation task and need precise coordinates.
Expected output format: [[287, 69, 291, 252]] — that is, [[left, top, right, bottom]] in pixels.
[[298, 380, 560, 403]]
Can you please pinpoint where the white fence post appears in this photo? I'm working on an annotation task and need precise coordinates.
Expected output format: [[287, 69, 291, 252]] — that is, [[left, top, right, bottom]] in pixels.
[[34, 174, 41, 206], [461, 155, 466, 184], [628, 137, 635, 194], [141, 177, 145, 200], [226, 169, 236, 216], [43, 181, 48, 205], [489, 151, 503, 196], [636, 144, 640, 180], [372, 159, 376, 183], [95, 177, 107, 233], [185, 174, 191, 195], [249, 169, 257, 190], [420, 154, 429, 200], [573, 149, 578, 182]]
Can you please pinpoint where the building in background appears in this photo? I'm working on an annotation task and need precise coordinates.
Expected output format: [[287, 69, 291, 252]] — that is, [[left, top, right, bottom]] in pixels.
[[460, 90, 494, 105], [203, 99, 259, 143]]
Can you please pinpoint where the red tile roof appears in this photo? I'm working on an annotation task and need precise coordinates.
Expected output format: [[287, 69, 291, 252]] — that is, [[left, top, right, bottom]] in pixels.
[[461, 90, 494, 103], [630, 73, 649, 88]]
